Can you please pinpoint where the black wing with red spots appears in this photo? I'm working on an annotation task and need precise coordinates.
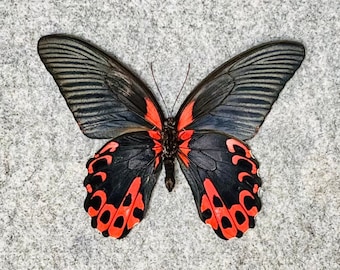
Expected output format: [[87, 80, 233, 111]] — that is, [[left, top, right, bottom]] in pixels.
[[39, 35, 305, 240], [84, 131, 162, 238], [177, 131, 261, 240], [176, 41, 305, 141], [38, 34, 164, 139]]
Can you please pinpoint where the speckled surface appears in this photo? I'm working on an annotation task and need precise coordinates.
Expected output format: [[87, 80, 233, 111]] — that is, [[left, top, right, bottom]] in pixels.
[[0, 1, 339, 269]]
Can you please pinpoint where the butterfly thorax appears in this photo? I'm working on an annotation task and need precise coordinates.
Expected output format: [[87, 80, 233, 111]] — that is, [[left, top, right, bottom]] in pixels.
[[162, 117, 178, 192]]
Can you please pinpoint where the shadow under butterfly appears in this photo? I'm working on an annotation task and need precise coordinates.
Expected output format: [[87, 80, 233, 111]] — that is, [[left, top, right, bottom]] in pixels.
[[38, 35, 305, 240]]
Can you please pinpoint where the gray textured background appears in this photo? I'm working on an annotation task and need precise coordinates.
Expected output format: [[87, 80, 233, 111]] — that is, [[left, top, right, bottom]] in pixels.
[[1, 0, 339, 269]]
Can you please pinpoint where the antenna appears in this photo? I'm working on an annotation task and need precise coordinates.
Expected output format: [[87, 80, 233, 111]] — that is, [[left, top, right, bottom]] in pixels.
[[170, 63, 191, 116], [150, 63, 170, 116]]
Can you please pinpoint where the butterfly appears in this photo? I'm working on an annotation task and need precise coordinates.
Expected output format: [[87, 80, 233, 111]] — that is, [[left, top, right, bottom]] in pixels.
[[38, 34, 305, 240]]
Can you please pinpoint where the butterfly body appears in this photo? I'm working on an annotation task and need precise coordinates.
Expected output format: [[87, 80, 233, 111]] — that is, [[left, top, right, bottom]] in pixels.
[[38, 35, 305, 240], [161, 117, 178, 191]]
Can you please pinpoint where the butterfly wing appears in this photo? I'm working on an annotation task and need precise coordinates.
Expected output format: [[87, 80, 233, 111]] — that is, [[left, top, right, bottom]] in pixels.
[[176, 41, 304, 239], [38, 34, 164, 139], [176, 41, 305, 140], [177, 130, 261, 240], [84, 131, 162, 238], [38, 35, 165, 238]]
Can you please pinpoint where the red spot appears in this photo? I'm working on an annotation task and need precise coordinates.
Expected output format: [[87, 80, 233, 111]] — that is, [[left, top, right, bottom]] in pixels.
[[86, 184, 93, 193], [148, 131, 162, 156], [96, 204, 117, 232], [201, 194, 218, 230], [178, 130, 194, 141], [85, 172, 107, 197], [153, 140, 162, 151], [107, 177, 144, 238], [239, 190, 259, 217], [200, 178, 238, 239], [154, 156, 161, 169], [148, 130, 161, 140], [88, 190, 107, 217], [98, 141, 119, 155], [253, 184, 259, 194], [177, 101, 194, 131], [87, 156, 113, 174], [237, 171, 251, 182], [226, 139, 252, 158], [228, 204, 249, 233], [127, 193, 144, 229], [178, 152, 189, 167], [148, 130, 163, 168], [232, 156, 257, 174], [94, 171, 107, 182], [178, 130, 194, 167], [145, 98, 162, 130]]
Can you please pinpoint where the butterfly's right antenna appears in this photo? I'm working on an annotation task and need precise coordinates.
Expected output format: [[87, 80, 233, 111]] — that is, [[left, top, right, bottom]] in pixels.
[[170, 63, 190, 116], [150, 63, 170, 116]]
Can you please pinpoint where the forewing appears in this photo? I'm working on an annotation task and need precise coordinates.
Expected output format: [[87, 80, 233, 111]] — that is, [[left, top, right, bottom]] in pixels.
[[83, 131, 162, 238], [176, 41, 305, 140], [177, 130, 261, 240], [38, 34, 164, 139]]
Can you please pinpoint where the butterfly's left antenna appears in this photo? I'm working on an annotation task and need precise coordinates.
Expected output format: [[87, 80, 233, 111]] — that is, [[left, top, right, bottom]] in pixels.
[[150, 63, 170, 116], [170, 63, 190, 116]]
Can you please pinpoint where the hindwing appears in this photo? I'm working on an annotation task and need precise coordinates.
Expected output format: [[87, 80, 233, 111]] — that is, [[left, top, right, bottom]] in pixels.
[[84, 131, 162, 238], [177, 131, 261, 240]]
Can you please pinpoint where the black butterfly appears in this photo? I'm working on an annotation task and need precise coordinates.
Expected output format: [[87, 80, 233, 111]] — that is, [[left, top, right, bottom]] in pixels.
[[38, 35, 305, 240]]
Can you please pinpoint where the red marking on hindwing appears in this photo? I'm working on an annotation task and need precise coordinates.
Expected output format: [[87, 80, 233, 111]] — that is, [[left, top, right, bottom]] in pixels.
[[107, 177, 145, 238], [86, 184, 92, 193], [226, 138, 252, 158], [148, 130, 163, 168], [177, 101, 195, 131], [178, 130, 194, 141], [200, 178, 238, 239], [148, 130, 162, 140], [226, 137, 260, 218], [87, 156, 113, 174], [145, 98, 162, 130], [127, 193, 144, 230], [94, 171, 107, 182], [98, 141, 119, 155], [239, 190, 259, 217], [96, 204, 117, 232], [228, 204, 249, 233], [88, 190, 107, 217], [232, 156, 258, 174], [237, 171, 251, 182], [201, 194, 218, 229], [154, 156, 161, 169], [178, 130, 194, 167], [86, 171, 108, 194]]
